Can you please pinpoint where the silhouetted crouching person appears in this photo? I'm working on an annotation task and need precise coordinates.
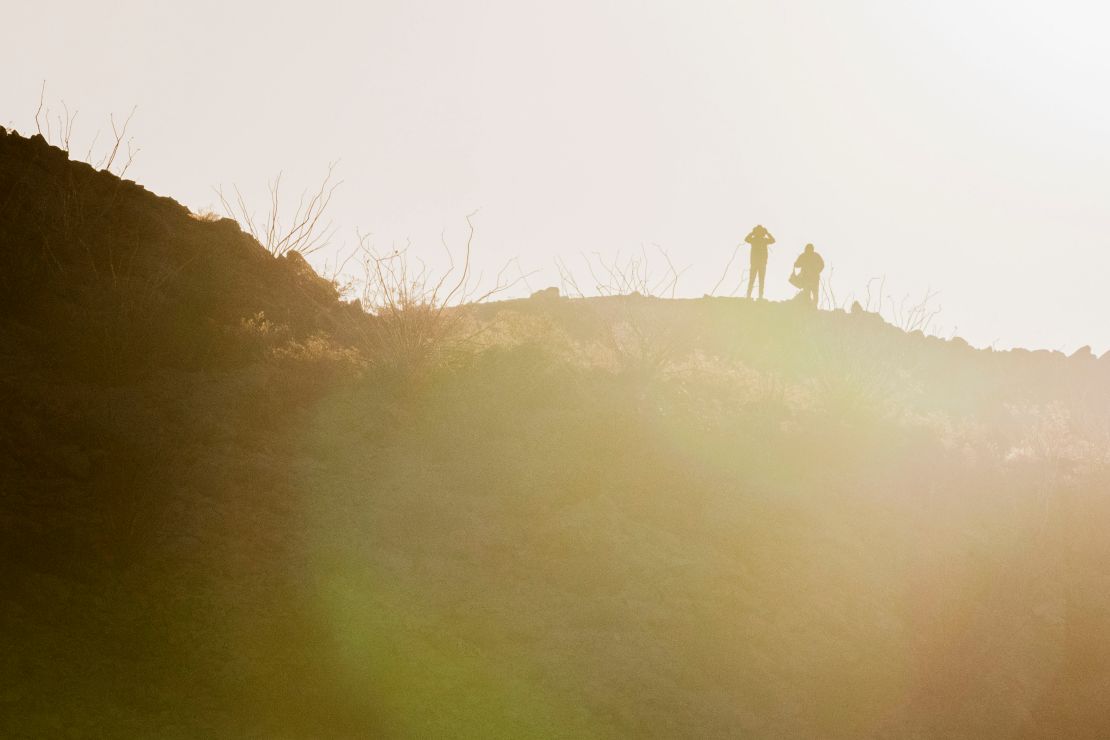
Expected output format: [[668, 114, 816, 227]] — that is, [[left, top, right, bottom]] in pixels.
[[745, 224, 775, 300], [791, 243, 824, 305]]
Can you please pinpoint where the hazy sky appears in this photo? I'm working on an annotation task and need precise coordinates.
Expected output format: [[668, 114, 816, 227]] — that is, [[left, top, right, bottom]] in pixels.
[[4, 1, 1109, 352]]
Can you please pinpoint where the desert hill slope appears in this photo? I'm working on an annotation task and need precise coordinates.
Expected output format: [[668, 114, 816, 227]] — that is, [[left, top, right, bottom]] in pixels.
[[2, 128, 1110, 738]]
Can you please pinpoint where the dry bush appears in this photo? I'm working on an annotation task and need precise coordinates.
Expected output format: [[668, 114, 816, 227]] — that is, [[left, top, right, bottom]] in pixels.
[[33, 82, 139, 177], [834, 275, 944, 335], [217, 163, 341, 258], [552, 248, 692, 379], [189, 208, 222, 223], [887, 288, 943, 334], [557, 245, 685, 299], [709, 241, 751, 297], [24, 87, 145, 286], [354, 212, 525, 376]]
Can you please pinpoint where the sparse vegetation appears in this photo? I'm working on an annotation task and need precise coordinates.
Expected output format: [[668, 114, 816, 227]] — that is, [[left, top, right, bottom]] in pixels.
[[189, 208, 222, 222], [353, 212, 528, 376], [33, 82, 140, 177], [4, 127, 1110, 738], [217, 162, 341, 259]]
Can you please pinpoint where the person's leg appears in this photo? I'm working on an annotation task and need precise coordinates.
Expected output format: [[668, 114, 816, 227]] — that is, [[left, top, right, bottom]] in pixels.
[[756, 263, 766, 299], [746, 262, 757, 298]]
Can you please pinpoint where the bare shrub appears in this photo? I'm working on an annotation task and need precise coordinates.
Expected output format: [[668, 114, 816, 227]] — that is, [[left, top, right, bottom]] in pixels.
[[832, 275, 945, 335], [34, 82, 139, 177], [566, 245, 686, 298], [859, 277, 943, 333], [17, 87, 151, 319], [819, 267, 848, 311], [354, 212, 525, 375], [552, 248, 691, 378], [216, 163, 341, 258], [709, 240, 751, 297], [888, 288, 943, 334], [318, 246, 360, 299], [553, 256, 586, 298], [26, 85, 143, 279]]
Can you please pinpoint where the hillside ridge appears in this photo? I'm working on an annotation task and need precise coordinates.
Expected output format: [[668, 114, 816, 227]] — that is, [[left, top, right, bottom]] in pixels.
[[3, 125, 1110, 738]]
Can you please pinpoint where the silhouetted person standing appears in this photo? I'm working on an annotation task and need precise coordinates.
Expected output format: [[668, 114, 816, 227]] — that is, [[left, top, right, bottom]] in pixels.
[[792, 243, 824, 305], [745, 224, 775, 299]]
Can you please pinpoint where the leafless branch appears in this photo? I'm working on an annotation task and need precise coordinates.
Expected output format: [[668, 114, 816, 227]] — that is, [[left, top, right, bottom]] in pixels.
[[34, 81, 46, 137], [555, 256, 585, 298], [97, 107, 138, 175], [711, 242, 743, 296], [351, 215, 529, 373], [216, 162, 341, 258]]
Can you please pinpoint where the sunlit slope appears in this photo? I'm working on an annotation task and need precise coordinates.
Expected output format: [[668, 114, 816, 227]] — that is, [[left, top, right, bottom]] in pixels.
[[3, 126, 1110, 738], [289, 308, 1110, 738]]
